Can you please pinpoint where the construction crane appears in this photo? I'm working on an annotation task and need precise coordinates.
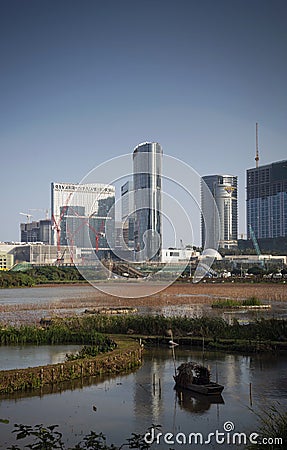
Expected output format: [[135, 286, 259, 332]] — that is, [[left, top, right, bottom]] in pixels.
[[51, 193, 73, 264], [255, 122, 259, 168], [29, 208, 50, 220], [88, 220, 106, 253], [19, 212, 33, 223], [249, 225, 260, 256]]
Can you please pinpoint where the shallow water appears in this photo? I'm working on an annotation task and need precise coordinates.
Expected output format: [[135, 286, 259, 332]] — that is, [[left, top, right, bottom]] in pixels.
[[0, 347, 287, 449], [1, 286, 286, 325], [0, 344, 82, 370]]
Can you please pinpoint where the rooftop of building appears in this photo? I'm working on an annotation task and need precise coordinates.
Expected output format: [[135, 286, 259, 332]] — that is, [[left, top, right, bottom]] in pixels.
[[247, 159, 287, 172]]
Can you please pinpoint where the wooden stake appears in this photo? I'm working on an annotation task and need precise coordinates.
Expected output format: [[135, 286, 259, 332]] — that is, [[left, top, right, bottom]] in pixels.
[[249, 382, 253, 406]]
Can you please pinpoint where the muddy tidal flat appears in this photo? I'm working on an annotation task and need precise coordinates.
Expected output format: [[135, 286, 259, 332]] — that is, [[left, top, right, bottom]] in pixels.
[[0, 282, 286, 325]]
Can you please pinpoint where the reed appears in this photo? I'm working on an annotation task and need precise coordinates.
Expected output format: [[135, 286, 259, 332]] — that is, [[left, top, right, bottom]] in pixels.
[[1, 316, 287, 347], [242, 296, 262, 306], [248, 404, 287, 449], [212, 296, 262, 308]]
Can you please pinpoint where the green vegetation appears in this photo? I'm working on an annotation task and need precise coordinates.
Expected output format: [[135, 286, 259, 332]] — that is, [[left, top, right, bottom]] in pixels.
[[248, 405, 287, 449], [0, 323, 114, 347], [1, 315, 287, 352], [242, 296, 262, 306], [66, 342, 117, 361], [2, 423, 161, 449], [0, 266, 85, 288], [0, 339, 141, 394], [1, 264, 286, 288], [212, 299, 242, 308], [212, 296, 263, 308], [59, 315, 287, 344], [1, 315, 287, 347], [0, 271, 36, 288]]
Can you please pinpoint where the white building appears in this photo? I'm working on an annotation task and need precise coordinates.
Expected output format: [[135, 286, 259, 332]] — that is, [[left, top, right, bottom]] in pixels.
[[225, 254, 287, 267], [201, 174, 238, 249], [162, 248, 199, 263]]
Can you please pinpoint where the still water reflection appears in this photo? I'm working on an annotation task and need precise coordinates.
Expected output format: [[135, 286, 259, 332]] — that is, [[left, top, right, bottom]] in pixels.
[[0, 345, 82, 370], [1, 347, 287, 449]]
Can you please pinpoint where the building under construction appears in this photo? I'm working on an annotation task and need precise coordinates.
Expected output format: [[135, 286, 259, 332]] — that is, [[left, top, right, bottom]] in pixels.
[[247, 159, 287, 240], [20, 219, 52, 244], [51, 182, 115, 261]]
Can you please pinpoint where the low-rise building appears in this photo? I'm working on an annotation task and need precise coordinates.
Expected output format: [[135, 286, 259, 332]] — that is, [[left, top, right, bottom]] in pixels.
[[0, 243, 80, 266], [224, 254, 287, 268], [0, 252, 14, 270], [162, 248, 199, 263]]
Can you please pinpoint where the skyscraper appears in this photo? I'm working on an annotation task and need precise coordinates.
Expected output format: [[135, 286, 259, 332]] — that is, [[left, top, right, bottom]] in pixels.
[[201, 175, 238, 249], [247, 160, 287, 239], [133, 142, 163, 261]]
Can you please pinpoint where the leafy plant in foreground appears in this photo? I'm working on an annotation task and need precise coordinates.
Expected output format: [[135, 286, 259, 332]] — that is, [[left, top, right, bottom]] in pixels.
[[6, 424, 164, 450], [8, 423, 64, 449]]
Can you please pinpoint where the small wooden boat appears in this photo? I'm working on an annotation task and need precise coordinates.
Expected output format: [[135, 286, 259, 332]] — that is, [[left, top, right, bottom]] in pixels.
[[174, 362, 224, 395], [174, 386, 224, 413]]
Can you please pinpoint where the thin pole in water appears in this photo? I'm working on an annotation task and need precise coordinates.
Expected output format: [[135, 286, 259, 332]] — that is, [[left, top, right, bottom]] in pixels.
[[249, 382, 253, 406]]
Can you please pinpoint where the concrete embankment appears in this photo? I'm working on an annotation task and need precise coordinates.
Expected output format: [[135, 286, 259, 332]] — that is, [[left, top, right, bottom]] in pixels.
[[0, 338, 142, 394]]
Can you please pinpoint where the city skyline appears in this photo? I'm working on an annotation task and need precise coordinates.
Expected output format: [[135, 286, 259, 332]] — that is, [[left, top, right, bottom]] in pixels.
[[1, 0, 286, 243]]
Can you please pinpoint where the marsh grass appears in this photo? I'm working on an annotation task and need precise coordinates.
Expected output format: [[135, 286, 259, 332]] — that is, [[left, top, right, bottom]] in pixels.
[[1, 315, 287, 346], [212, 296, 263, 308], [248, 404, 287, 449]]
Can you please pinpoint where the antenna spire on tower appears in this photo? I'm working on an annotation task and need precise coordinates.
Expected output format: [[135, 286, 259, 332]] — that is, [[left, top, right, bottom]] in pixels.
[[255, 122, 259, 168]]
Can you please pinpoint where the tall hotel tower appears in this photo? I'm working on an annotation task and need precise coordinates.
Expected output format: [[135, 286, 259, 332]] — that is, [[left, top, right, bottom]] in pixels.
[[201, 175, 238, 249], [133, 142, 163, 261]]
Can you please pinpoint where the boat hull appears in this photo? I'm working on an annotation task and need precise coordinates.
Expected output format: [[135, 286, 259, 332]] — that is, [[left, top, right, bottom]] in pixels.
[[174, 379, 224, 395]]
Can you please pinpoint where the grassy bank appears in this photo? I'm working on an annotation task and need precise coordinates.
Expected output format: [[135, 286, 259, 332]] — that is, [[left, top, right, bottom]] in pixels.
[[212, 296, 264, 308], [60, 314, 287, 344], [0, 337, 142, 394], [0, 323, 113, 346], [2, 315, 286, 353]]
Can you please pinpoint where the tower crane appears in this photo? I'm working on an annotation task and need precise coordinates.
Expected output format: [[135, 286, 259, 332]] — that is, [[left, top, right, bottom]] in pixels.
[[255, 122, 260, 168], [19, 212, 33, 223], [29, 208, 50, 219]]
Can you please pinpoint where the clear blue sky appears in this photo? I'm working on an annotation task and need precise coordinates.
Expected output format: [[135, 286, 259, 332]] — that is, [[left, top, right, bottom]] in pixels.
[[1, 0, 286, 244]]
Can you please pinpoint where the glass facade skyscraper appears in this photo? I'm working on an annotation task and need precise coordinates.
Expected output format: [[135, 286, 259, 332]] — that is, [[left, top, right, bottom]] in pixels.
[[247, 160, 287, 239], [202, 174, 238, 249], [133, 142, 163, 261]]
